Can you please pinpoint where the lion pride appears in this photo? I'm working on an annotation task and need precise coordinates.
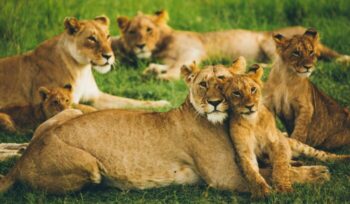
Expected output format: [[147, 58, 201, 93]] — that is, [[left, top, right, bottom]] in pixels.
[[0, 16, 169, 111], [112, 10, 350, 80]]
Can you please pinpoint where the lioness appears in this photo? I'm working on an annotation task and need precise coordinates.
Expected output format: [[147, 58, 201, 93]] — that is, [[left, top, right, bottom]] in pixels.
[[0, 16, 169, 110], [222, 60, 349, 198], [264, 28, 350, 149], [0, 62, 330, 194], [112, 10, 350, 80], [0, 85, 73, 134]]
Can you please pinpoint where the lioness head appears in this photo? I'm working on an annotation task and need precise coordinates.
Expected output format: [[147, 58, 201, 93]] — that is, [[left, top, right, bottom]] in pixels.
[[181, 57, 246, 124], [273, 28, 320, 77], [117, 10, 170, 59], [63, 16, 115, 74], [39, 84, 73, 119], [222, 61, 264, 121]]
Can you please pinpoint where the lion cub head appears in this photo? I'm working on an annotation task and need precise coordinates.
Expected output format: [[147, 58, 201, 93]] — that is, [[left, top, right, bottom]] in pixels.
[[273, 28, 320, 77], [222, 60, 264, 121], [39, 84, 73, 119], [180, 57, 246, 124], [63, 16, 115, 74], [117, 10, 170, 59]]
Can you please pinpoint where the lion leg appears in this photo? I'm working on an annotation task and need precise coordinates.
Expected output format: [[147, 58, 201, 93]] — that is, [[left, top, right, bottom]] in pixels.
[[92, 92, 170, 109], [0, 113, 16, 133], [319, 129, 350, 150], [14, 135, 104, 194], [270, 142, 293, 193], [71, 103, 97, 114], [260, 165, 330, 185]]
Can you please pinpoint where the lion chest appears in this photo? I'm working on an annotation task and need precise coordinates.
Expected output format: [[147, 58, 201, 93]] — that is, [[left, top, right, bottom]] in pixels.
[[72, 66, 100, 103]]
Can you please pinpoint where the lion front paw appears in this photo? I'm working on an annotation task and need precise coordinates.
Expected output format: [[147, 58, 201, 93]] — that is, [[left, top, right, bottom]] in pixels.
[[336, 55, 350, 66], [143, 63, 169, 75], [275, 182, 293, 193], [251, 182, 271, 199]]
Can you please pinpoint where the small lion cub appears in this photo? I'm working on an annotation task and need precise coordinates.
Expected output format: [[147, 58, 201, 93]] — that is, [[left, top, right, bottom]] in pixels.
[[0, 84, 95, 134], [221, 57, 350, 198]]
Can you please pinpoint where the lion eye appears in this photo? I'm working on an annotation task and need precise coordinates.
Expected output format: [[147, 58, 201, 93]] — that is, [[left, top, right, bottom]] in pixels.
[[217, 75, 225, 80], [233, 91, 241, 97], [199, 81, 207, 88], [309, 50, 315, 56], [147, 27, 153, 33], [251, 87, 257, 94], [88, 36, 97, 43], [292, 51, 300, 57]]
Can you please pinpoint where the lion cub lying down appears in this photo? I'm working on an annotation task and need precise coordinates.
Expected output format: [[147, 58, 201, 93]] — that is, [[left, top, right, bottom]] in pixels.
[[264, 29, 350, 149], [0, 84, 95, 134], [221, 59, 350, 198]]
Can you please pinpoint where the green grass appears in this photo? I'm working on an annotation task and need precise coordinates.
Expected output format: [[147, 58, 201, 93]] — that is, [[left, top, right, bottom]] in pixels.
[[0, 0, 350, 203]]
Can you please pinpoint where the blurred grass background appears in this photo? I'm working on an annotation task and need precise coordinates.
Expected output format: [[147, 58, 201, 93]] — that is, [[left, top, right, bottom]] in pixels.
[[0, 0, 349, 203]]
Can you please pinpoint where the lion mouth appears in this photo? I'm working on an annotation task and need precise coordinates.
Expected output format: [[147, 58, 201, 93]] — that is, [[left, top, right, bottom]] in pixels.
[[241, 110, 256, 115], [91, 61, 109, 66]]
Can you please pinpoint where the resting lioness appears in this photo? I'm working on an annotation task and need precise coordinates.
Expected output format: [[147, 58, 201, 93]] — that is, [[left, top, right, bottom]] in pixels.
[[112, 10, 350, 80], [0, 16, 169, 110], [264, 28, 350, 149], [0, 62, 330, 194]]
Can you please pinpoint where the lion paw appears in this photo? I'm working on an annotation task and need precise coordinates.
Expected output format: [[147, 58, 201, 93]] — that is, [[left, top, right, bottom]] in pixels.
[[251, 182, 271, 199], [336, 55, 350, 66], [143, 63, 169, 75]]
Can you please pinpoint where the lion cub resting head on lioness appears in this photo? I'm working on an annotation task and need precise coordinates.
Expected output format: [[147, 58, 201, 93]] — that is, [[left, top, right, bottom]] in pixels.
[[0, 84, 75, 133], [221, 57, 350, 198]]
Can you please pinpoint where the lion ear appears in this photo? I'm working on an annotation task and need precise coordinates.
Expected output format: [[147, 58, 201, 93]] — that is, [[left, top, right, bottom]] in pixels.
[[181, 62, 199, 84], [63, 84, 73, 92], [229, 56, 246, 75], [273, 33, 287, 47], [154, 10, 169, 25], [95, 15, 110, 27], [304, 28, 319, 42], [39, 87, 50, 102], [247, 64, 264, 86], [64, 17, 81, 35], [117, 16, 130, 32]]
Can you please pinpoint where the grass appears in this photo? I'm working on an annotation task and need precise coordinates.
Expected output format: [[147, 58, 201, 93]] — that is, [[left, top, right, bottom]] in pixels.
[[0, 0, 350, 203]]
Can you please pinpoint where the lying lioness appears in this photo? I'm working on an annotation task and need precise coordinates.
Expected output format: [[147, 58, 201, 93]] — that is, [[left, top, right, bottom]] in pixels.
[[112, 10, 350, 80], [0, 62, 329, 194], [0, 16, 169, 110], [264, 28, 350, 149]]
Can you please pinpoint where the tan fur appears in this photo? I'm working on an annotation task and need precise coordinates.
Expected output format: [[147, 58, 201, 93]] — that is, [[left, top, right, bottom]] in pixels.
[[0, 65, 330, 194], [264, 29, 350, 149], [0, 16, 169, 110], [0, 85, 73, 133], [112, 11, 349, 80], [222, 60, 349, 198]]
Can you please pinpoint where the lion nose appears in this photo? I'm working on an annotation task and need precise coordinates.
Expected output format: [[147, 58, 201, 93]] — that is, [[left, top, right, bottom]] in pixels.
[[208, 100, 222, 108], [102, 53, 112, 60], [245, 104, 254, 111], [303, 64, 313, 70], [136, 44, 146, 49]]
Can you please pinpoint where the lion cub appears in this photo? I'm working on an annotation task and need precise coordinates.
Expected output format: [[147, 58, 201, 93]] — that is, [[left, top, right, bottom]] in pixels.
[[264, 28, 350, 149], [221, 59, 350, 198], [0, 84, 95, 133]]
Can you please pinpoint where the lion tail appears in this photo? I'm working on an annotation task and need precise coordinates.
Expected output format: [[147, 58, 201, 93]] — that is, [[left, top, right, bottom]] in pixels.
[[288, 138, 350, 162]]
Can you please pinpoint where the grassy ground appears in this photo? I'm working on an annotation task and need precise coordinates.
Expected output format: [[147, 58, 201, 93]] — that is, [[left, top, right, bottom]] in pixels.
[[0, 0, 350, 203]]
